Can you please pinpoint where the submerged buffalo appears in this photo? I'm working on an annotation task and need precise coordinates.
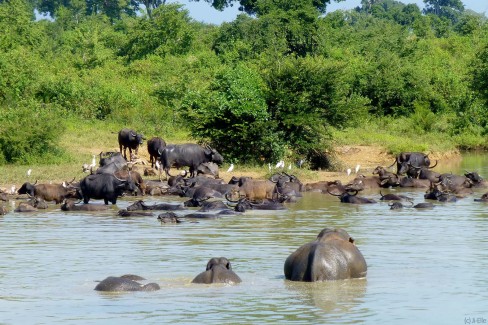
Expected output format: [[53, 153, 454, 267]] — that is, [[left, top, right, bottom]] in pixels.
[[94, 274, 160, 292], [192, 257, 242, 284]]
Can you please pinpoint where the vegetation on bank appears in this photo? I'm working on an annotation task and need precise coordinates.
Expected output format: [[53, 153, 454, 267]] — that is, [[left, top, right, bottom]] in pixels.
[[1, 0, 488, 177]]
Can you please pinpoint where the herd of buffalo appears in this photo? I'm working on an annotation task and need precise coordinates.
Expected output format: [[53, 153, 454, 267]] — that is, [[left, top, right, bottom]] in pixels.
[[1, 128, 487, 291]]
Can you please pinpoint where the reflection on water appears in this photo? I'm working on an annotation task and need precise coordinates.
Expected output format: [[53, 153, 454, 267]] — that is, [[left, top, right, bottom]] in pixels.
[[284, 279, 367, 314], [1, 152, 488, 323]]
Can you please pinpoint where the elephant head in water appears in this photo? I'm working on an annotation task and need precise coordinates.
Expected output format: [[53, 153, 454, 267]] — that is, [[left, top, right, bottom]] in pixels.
[[284, 228, 367, 282], [191, 257, 242, 284]]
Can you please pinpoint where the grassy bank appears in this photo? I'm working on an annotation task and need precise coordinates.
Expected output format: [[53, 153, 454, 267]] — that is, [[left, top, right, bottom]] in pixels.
[[0, 116, 484, 188]]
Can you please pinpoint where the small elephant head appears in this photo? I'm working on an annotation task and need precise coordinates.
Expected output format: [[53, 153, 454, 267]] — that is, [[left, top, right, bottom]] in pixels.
[[316, 228, 355, 244]]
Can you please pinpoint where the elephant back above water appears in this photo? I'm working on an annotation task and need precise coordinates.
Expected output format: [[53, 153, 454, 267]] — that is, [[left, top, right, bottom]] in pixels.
[[284, 228, 367, 282], [192, 257, 242, 284]]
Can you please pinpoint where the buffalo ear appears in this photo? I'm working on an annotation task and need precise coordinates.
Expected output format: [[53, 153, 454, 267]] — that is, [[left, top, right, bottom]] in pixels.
[[349, 237, 355, 244]]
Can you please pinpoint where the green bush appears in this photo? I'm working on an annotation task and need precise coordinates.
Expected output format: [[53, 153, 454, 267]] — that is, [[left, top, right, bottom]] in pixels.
[[182, 63, 285, 163], [0, 100, 68, 164]]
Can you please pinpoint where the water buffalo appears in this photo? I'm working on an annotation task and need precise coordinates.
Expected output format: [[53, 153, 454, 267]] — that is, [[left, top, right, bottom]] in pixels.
[[284, 228, 367, 282], [303, 180, 346, 195], [438, 173, 473, 191], [464, 171, 488, 188], [225, 179, 280, 202], [424, 183, 457, 202], [61, 199, 110, 211], [389, 202, 406, 209], [232, 198, 286, 212], [196, 162, 220, 178], [118, 209, 154, 217], [197, 200, 230, 212], [26, 196, 49, 209], [327, 189, 376, 204], [192, 257, 242, 284], [94, 274, 160, 292], [79, 173, 136, 205], [372, 166, 401, 187], [17, 181, 79, 204], [379, 191, 413, 201], [413, 202, 435, 209], [99, 152, 127, 168], [114, 169, 146, 196], [125, 200, 184, 211], [118, 128, 145, 160], [147, 137, 166, 168], [157, 212, 182, 223], [0, 205, 8, 215], [390, 152, 438, 176], [184, 186, 225, 207], [14, 202, 38, 212], [398, 176, 430, 188], [474, 192, 488, 202], [417, 167, 441, 182], [159, 144, 224, 179], [345, 175, 383, 191]]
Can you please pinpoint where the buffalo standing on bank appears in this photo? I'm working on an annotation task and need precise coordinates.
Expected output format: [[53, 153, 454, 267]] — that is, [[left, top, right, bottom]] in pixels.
[[159, 144, 224, 179], [118, 128, 145, 160], [147, 137, 166, 168]]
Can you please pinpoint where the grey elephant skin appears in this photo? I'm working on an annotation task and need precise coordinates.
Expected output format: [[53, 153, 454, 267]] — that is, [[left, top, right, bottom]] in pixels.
[[284, 228, 367, 282], [192, 257, 242, 284]]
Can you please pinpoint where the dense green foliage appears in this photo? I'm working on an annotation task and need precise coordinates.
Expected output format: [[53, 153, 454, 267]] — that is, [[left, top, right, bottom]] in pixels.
[[1, 0, 488, 168]]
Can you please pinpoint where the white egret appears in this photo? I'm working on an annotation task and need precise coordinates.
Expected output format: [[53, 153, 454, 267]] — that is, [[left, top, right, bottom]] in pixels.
[[268, 163, 271, 172], [347, 168, 351, 176], [227, 163, 234, 173], [10, 185, 16, 195], [288, 163, 292, 170], [276, 160, 285, 169], [155, 160, 161, 170], [27, 169, 32, 177], [355, 164, 361, 173]]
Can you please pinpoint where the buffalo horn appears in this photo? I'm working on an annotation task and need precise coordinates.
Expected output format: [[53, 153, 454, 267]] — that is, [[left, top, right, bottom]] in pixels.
[[112, 173, 126, 182], [428, 160, 438, 169]]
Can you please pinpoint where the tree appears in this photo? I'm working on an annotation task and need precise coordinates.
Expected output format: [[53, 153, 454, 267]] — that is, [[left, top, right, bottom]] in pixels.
[[212, 1, 321, 59], [192, 0, 343, 16], [121, 4, 193, 61], [181, 63, 285, 163], [423, 0, 464, 24]]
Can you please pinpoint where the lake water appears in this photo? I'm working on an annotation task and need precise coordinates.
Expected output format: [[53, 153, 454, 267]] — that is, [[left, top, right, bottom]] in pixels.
[[1, 153, 488, 324]]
